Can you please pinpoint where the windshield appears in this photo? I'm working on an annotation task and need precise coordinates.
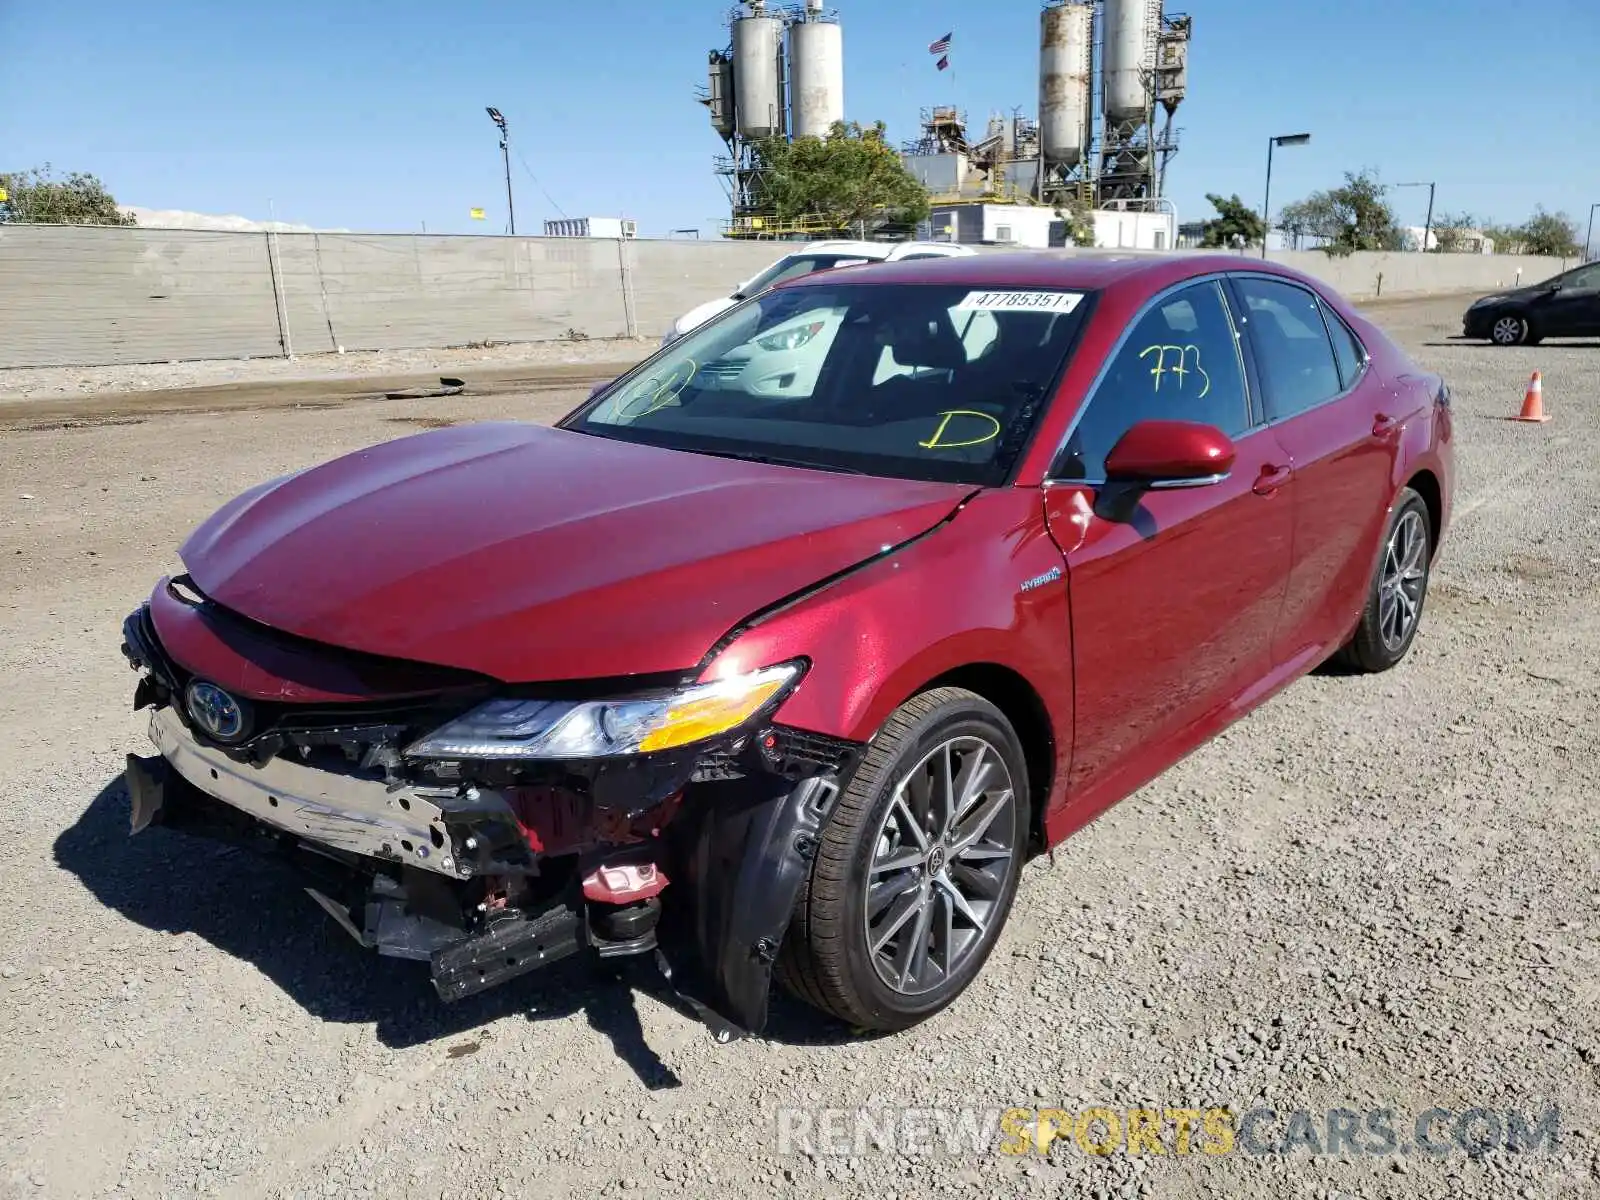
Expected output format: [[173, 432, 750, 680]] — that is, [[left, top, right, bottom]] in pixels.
[[562, 281, 1096, 486], [735, 253, 876, 298], [1557, 262, 1600, 289]]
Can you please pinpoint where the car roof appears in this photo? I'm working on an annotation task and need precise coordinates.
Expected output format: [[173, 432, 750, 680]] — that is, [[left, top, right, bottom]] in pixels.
[[784, 240, 894, 258], [771, 249, 1340, 302], [780, 239, 969, 259]]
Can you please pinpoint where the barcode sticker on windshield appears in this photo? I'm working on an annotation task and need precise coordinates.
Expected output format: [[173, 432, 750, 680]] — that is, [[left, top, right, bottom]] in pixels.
[[955, 290, 1085, 313]]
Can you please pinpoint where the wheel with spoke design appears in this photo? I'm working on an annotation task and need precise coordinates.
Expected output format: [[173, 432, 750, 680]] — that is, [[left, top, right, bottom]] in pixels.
[[775, 687, 1030, 1031], [1490, 313, 1535, 346], [1335, 486, 1433, 673]]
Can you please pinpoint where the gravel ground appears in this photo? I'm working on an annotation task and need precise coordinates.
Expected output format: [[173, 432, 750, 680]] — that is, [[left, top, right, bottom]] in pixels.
[[1, 295, 1596, 1200]]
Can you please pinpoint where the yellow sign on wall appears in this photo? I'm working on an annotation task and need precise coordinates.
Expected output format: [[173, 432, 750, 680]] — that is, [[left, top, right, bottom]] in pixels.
[[0, 188, 8, 203], [469, 207, 486, 220]]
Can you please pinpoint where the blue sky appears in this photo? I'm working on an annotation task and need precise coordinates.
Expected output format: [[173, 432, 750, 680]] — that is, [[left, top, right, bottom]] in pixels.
[[3, 0, 1597, 240]]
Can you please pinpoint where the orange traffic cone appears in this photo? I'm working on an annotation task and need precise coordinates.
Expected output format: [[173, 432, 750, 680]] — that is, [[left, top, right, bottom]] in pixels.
[[1510, 371, 1550, 423]]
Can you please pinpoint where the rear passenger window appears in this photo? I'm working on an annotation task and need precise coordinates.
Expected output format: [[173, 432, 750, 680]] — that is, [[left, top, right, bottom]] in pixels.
[[1233, 278, 1344, 419], [1322, 304, 1367, 389], [1052, 280, 1249, 481]]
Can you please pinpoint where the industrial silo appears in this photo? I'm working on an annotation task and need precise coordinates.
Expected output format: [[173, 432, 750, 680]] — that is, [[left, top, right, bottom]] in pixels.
[[788, 2, 844, 140], [706, 51, 736, 139], [1039, 1, 1092, 168], [733, 3, 786, 139], [1103, 0, 1161, 123]]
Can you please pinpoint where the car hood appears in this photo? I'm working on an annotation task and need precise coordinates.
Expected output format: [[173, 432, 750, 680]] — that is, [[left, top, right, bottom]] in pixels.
[[1470, 284, 1543, 306], [671, 294, 739, 338], [179, 422, 972, 682]]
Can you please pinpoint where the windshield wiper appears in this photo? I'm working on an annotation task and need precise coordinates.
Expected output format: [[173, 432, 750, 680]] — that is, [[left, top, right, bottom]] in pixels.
[[692, 447, 866, 475]]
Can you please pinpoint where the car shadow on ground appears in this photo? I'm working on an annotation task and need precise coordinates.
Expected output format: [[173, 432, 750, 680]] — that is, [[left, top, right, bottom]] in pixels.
[[54, 776, 861, 1086], [1423, 337, 1600, 349]]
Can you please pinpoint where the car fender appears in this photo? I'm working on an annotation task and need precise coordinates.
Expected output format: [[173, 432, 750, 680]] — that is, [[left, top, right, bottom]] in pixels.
[[660, 489, 1072, 1037], [700, 487, 1074, 814], [1394, 380, 1454, 549]]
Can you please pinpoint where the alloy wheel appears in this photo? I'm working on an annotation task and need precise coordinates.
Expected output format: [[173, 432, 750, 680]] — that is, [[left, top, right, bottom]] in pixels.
[[1378, 509, 1427, 652], [862, 735, 1019, 996], [1491, 316, 1525, 345]]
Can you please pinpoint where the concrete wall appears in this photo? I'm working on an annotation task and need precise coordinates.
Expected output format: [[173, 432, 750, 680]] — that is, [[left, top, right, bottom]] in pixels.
[[0, 225, 779, 369], [0, 223, 1575, 370], [0, 225, 284, 367], [1263, 248, 1565, 302]]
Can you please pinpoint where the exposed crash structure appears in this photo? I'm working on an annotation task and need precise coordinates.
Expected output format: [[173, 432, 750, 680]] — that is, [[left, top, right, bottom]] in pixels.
[[122, 580, 860, 1041]]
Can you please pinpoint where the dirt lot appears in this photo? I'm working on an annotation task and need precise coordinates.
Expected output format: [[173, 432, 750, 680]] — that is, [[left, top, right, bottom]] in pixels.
[[1, 296, 1596, 1200]]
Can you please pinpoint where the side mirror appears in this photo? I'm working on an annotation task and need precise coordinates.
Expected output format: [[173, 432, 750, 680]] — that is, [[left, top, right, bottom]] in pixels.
[[1103, 419, 1236, 488], [587, 379, 612, 401]]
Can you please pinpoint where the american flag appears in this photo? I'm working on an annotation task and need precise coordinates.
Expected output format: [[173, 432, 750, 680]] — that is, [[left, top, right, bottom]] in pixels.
[[485, 106, 507, 132], [928, 32, 952, 54]]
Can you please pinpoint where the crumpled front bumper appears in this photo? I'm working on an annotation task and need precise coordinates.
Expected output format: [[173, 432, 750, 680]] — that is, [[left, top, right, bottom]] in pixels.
[[122, 733, 591, 1004], [125, 693, 857, 1041], [142, 706, 473, 875]]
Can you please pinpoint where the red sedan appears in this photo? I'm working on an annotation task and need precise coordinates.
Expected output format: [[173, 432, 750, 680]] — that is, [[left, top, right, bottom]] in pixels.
[[118, 253, 1453, 1040]]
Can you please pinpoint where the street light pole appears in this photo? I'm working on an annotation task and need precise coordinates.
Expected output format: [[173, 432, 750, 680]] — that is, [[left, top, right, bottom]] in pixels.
[[1396, 181, 1436, 251], [1587, 203, 1599, 261], [1263, 133, 1311, 259], [486, 107, 515, 235]]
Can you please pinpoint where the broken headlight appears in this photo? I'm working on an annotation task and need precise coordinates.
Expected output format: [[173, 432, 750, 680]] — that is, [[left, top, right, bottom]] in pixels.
[[403, 662, 803, 761]]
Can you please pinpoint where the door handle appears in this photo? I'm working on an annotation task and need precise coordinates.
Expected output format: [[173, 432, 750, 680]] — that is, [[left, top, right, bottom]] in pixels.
[[1252, 464, 1292, 496], [1371, 413, 1399, 438]]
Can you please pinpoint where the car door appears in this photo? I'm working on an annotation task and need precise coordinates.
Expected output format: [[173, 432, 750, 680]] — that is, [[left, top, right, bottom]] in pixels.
[[1228, 274, 1399, 668], [1042, 278, 1294, 804], [1538, 263, 1600, 337]]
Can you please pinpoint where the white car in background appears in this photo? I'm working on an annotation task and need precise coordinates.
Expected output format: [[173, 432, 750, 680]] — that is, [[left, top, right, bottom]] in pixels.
[[660, 239, 977, 347]]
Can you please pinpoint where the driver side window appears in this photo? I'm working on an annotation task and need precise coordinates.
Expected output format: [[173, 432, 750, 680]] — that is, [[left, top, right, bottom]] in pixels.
[[1052, 280, 1250, 481]]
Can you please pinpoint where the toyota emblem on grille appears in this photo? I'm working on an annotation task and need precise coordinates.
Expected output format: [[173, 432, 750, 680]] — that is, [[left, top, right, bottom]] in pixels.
[[185, 680, 250, 742]]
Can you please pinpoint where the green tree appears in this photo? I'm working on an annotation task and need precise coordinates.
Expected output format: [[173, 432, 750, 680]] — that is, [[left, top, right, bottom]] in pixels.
[[0, 164, 137, 225], [1199, 192, 1265, 249], [1479, 222, 1524, 254], [1517, 207, 1581, 257], [1276, 197, 1329, 250], [748, 121, 930, 234], [1279, 169, 1401, 256], [1053, 196, 1097, 247], [1430, 210, 1480, 253]]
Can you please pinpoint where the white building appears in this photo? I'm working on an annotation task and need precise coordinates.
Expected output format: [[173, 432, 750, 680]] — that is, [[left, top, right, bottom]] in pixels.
[[543, 217, 638, 239], [928, 203, 1175, 251]]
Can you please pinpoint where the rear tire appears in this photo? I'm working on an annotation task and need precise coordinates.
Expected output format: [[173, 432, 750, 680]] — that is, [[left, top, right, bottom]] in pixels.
[[1334, 487, 1433, 673], [775, 687, 1029, 1032]]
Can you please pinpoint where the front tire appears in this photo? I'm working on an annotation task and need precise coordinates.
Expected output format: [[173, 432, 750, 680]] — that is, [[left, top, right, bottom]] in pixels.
[[1490, 313, 1533, 346], [1335, 487, 1433, 673], [775, 687, 1029, 1031]]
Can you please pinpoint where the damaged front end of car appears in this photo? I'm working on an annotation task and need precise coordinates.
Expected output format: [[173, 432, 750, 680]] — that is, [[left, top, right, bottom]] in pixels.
[[118, 582, 861, 1042]]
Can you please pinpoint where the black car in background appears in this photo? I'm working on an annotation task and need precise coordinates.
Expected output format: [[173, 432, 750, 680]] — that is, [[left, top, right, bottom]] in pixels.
[[1463, 260, 1600, 345]]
